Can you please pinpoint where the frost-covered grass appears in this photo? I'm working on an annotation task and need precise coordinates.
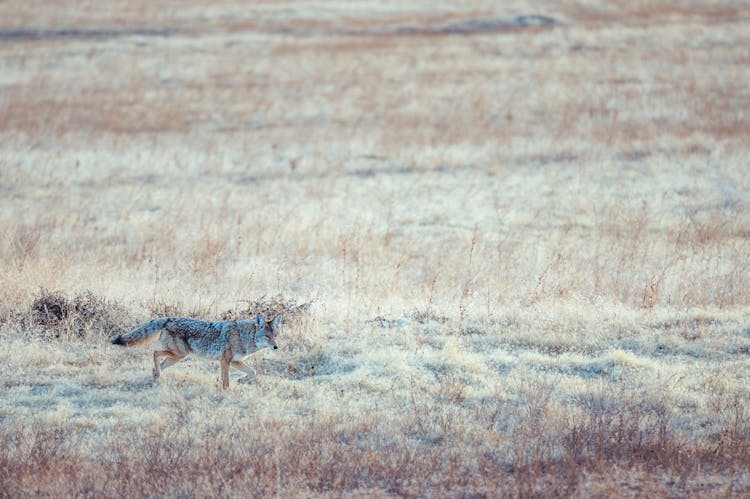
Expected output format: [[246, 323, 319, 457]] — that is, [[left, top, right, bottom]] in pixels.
[[1, 304, 749, 496], [1, 0, 749, 496]]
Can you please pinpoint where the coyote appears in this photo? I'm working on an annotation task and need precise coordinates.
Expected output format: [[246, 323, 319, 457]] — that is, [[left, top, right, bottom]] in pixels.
[[111, 314, 280, 389]]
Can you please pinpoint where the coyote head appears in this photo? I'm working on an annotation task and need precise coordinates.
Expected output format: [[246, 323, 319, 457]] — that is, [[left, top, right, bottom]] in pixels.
[[255, 314, 281, 350]]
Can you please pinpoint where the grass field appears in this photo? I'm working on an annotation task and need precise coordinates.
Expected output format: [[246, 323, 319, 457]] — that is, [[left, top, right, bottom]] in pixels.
[[1, 1, 750, 496]]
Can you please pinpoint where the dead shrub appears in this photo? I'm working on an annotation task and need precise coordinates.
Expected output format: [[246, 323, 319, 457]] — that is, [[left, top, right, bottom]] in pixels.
[[220, 294, 313, 323], [31, 289, 70, 326], [147, 299, 213, 321], [28, 289, 131, 339]]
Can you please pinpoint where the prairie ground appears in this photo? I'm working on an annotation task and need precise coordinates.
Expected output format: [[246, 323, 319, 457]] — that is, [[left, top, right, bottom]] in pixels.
[[1, 1, 749, 497]]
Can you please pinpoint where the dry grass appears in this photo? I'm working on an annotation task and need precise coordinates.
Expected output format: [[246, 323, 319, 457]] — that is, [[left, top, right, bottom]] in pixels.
[[1, 0, 749, 496]]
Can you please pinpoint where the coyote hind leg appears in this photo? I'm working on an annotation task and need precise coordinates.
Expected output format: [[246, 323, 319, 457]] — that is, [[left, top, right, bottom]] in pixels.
[[153, 350, 181, 380], [160, 355, 186, 371]]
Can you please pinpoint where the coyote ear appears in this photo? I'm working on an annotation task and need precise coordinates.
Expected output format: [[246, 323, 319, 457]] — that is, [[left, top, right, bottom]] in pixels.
[[273, 315, 282, 326], [256, 314, 264, 327]]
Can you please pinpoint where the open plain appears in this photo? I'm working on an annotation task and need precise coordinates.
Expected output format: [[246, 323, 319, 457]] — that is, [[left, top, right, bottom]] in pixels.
[[1, 1, 750, 496]]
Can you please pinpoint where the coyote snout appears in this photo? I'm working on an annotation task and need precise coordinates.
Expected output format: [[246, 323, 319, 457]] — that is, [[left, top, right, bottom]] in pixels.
[[255, 330, 278, 351], [111, 313, 282, 389]]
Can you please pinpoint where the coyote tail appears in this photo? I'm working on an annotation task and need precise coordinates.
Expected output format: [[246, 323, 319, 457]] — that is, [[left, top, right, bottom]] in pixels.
[[111, 318, 169, 346]]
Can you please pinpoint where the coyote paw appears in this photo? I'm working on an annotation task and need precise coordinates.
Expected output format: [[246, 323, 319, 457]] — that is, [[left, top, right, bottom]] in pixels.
[[152, 369, 160, 380]]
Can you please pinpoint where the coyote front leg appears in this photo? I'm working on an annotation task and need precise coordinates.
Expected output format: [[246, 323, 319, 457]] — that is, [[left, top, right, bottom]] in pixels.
[[231, 361, 257, 383], [220, 358, 230, 389]]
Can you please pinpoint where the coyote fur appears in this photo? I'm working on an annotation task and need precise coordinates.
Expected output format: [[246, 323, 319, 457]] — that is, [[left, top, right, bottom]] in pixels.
[[111, 314, 280, 389]]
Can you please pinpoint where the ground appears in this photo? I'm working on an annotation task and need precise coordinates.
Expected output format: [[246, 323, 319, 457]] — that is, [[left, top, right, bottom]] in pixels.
[[1, 1, 749, 496]]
